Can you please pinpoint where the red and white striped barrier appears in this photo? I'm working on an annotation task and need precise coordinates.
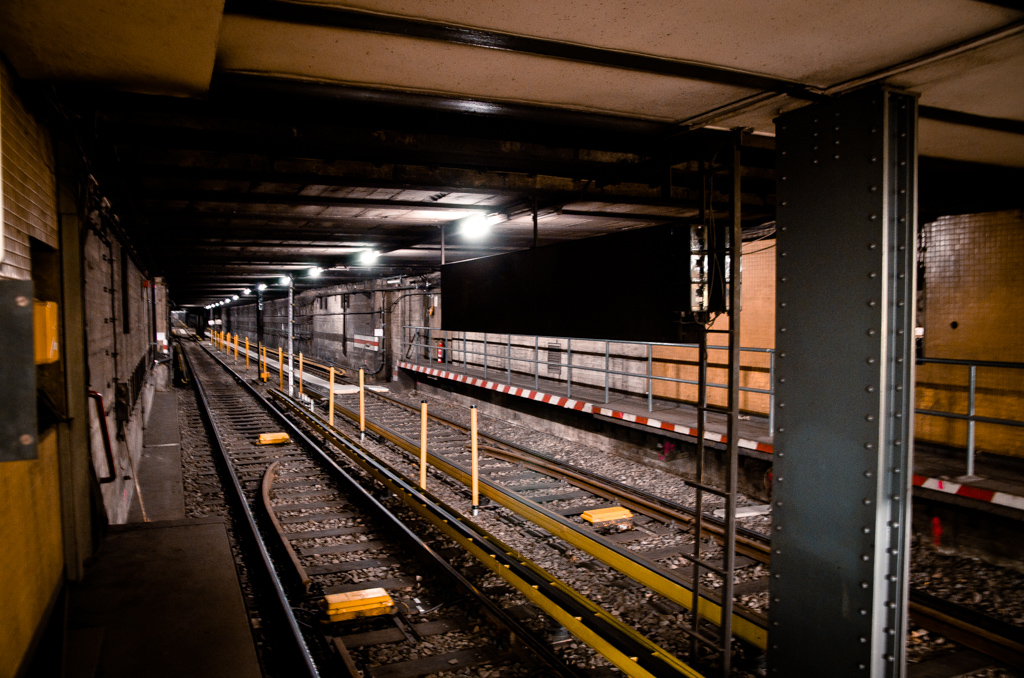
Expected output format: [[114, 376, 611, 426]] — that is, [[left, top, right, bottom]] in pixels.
[[913, 475, 1024, 512], [398, 361, 775, 455], [400, 363, 1024, 511]]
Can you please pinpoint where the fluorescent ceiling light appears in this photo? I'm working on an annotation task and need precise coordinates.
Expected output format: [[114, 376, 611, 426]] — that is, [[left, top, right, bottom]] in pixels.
[[459, 213, 501, 239], [358, 250, 380, 265]]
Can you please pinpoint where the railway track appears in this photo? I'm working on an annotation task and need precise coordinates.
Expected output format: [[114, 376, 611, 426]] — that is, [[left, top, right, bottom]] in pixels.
[[189, 340, 714, 678], [285, 361, 770, 653], [184, 343, 581, 678], [206, 339, 1024, 674]]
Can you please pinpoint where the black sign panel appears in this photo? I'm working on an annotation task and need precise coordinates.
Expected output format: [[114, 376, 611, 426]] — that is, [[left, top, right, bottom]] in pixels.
[[442, 224, 697, 343]]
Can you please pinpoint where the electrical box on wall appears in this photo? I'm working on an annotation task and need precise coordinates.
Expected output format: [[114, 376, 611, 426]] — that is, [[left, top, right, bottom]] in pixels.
[[34, 300, 59, 364], [1, 280, 38, 461]]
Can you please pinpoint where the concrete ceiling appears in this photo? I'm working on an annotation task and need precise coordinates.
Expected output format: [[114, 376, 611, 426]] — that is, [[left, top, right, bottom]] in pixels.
[[2, 0, 1022, 306]]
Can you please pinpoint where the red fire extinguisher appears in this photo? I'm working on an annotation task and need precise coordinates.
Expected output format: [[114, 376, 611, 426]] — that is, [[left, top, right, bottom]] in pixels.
[[437, 339, 446, 363]]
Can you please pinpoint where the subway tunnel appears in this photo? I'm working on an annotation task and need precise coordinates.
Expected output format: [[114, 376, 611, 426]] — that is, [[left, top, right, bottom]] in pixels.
[[1, 2, 1023, 677]]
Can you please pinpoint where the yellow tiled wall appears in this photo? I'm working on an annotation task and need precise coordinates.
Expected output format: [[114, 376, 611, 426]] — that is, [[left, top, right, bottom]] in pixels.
[[0, 431, 63, 678], [916, 210, 1024, 458], [1, 61, 65, 678], [652, 240, 776, 413]]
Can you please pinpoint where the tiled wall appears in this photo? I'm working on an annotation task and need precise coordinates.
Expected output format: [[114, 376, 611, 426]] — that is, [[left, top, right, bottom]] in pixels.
[[1, 63, 58, 278], [0, 62, 63, 678], [916, 210, 1024, 458]]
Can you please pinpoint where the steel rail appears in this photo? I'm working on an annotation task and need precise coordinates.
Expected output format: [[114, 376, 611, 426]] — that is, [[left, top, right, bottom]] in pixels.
[[320, 390, 770, 650], [303, 359, 773, 561], [268, 387, 708, 678], [473, 442, 771, 563], [183, 345, 322, 678], [238, 345, 1024, 672], [203, 343, 704, 678], [198, 343, 584, 678], [909, 590, 1024, 670], [261, 461, 313, 594]]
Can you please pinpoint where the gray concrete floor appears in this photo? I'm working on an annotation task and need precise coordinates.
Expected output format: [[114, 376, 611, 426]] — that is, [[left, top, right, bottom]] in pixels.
[[128, 390, 184, 523], [68, 386, 261, 678], [67, 520, 261, 678]]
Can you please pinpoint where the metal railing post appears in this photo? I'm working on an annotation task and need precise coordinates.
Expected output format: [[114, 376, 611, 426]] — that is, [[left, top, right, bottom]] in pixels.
[[648, 343, 653, 412], [967, 364, 977, 477], [535, 336, 539, 390], [483, 332, 488, 380], [769, 350, 776, 434], [605, 342, 610, 404], [508, 335, 512, 384], [567, 339, 572, 399], [445, 330, 450, 370]]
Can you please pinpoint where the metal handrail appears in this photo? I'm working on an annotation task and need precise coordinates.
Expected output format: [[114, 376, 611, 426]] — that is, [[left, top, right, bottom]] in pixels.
[[88, 390, 117, 484], [403, 325, 776, 431], [915, 357, 1024, 478], [405, 328, 1024, 479]]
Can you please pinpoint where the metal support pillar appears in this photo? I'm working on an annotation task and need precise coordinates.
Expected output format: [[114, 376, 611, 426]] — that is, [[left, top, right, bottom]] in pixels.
[[770, 88, 917, 677], [719, 130, 743, 675]]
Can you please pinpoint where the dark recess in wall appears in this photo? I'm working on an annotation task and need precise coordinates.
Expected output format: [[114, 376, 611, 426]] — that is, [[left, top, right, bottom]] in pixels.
[[441, 223, 702, 343]]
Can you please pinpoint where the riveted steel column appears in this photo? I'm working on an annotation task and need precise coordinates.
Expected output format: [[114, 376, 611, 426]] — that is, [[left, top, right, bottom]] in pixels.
[[770, 88, 916, 677]]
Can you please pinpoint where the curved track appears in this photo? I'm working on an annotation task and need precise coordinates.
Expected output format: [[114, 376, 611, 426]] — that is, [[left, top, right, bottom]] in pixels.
[[185, 342, 580, 678]]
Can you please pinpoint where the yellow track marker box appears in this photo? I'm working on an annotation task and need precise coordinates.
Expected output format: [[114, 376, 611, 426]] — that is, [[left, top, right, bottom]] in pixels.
[[258, 432, 290, 445], [323, 588, 395, 622], [581, 506, 633, 528]]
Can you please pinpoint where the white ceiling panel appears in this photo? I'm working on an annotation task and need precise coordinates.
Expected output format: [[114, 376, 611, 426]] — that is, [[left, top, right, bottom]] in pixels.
[[307, 0, 1021, 86], [887, 33, 1024, 121]]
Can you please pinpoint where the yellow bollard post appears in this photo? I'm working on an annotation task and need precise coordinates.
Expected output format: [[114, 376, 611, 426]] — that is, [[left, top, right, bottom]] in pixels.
[[245, 338, 250, 370], [328, 367, 335, 427], [278, 347, 284, 390], [420, 400, 428, 490], [359, 369, 366, 441], [214, 331, 218, 350], [261, 345, 267, 382], [471, 405, 479, 514], [298, 353, 304, 394], [224, 332, 229, 352], [234, 335, 239, 362]]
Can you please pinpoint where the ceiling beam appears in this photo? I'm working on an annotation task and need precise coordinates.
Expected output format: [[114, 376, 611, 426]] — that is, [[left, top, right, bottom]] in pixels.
[[919, 106, 1024, 137], [142, 190, 503, 211], [224, 0, 821, 100]]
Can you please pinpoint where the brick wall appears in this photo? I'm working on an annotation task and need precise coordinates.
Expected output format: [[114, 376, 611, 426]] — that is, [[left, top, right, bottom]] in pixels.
[[916, 210, 1024, 457]]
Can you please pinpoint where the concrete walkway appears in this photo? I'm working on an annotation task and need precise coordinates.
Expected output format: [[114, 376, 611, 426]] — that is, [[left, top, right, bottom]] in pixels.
[[128, 390, 184, 523], [66, 520, 261, 678]]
